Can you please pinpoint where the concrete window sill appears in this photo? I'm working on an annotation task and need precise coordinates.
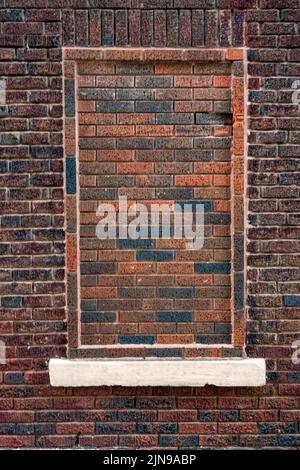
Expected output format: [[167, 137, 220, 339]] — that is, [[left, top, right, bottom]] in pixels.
[[49, 358, 266, 387]]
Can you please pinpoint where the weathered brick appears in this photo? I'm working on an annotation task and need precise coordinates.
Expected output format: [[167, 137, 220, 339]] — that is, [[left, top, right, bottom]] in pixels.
[[1, 0, 299, 451]]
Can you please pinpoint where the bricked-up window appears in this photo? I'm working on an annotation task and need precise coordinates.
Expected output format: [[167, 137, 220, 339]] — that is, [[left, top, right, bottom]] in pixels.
[[64, 48, 245, 359]]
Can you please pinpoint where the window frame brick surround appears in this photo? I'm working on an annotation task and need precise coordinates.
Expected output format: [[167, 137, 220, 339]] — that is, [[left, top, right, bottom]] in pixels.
[[63, 47, 247, 361]]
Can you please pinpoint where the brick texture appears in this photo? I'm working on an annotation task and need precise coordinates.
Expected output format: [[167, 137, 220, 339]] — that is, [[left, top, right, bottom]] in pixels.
[[76, 57, 233, 351], [0, 0, 299, 449]]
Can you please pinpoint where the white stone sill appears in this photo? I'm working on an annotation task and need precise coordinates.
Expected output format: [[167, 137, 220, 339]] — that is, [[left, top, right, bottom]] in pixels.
[[49, 358, 266, 387]]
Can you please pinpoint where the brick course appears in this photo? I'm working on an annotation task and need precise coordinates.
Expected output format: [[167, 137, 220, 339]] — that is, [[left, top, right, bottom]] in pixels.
[[0, 0, 300, 449]]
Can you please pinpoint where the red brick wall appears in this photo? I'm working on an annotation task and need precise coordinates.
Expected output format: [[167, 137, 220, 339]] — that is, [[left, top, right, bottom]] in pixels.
[[69, 50, 240, 356], [0, 0, 300, 449]]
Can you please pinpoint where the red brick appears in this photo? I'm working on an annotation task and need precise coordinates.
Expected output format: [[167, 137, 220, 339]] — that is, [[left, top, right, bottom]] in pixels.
[[81, 287, 117, 299], [175, 175, 212, 186], [213, 75, 232, 87], [117, 163, 154, 174], [179, 423, 217, 433]]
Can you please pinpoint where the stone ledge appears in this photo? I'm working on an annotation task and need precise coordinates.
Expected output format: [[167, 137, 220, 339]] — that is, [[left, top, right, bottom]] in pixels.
[[49, 358, 266, 387]]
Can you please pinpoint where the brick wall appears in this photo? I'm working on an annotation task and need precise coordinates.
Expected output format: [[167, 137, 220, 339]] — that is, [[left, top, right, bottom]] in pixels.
[[76, 54, 234, 353], [0, 0, 300, 449]]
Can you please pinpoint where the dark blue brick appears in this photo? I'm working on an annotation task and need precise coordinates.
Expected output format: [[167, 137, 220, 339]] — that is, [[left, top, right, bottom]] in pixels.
[[214, 322, 231, 334], [15, 424, 55, 435], [136, 397, 175, 409], [287, 372, 300, 382], [117, 239, 154, 249], [101, 10, 114, 46], [247, 333, 259, 344], [267, 372, 278, 383], [157, 288, 193, 298], [0, 105, 8, 117], [13, 230, 31, 240], [234, 272, 244, 310], [175, 200, 213, 212], [195, 262, 231, 274], [80, 312, 116, 323], [135, 101, 172, 113], [198, 411, 215, 422], [221, 410, 239, 422], [159, 435, 198, 447], [9, 160, 27, 173], [1, 216, 20, 228], [247, 50, 256, 61], [31, 147, 63, 159], [279, 173, 300, 185], [119, 335, 155, 345], [258, 423, 276, 434], [10, 160, 48, 172], [0, 9, 24, 21], [277, 435, 300, 446], [156, 113, 193, 125], [66, 157, 76, 194], [64, 78, 75, 117], [0, 161, 7, 172], [249, 91, 274, 103], [78, 88, 115, 101], [136, 250, 174, 261], [283, 295, 300, 307], [156, 311, 192, 322], [1, 296, 22, 308], [96, 423, 126, 434], [76, 410, 117, 421], [137, 423, 177, 434], [194, 137, 231, 149], [0, 244, 10, 255], [196, 113, 231, 125], [117, 89, 153, 100], [81, 300, 97, 311], [117, 137, 153, 149], [80, 188, 117, 200], [259, 422, 297, 434], [96, 101, 134, 113], [36, 411, 74, 422], [34, 229, 64, 241], [81, 262, 116, 274], [0, 424, 15, 434], [234, 233, 244, 271], [5, 372, 24, 384]]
